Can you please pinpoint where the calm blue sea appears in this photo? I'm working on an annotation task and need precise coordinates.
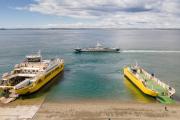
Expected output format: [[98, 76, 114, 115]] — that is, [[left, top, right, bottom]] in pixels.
[[0, 29, 180, 103]]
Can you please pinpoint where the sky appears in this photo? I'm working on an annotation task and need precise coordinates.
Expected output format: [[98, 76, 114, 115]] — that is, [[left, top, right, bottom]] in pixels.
[[0, 0, 180, 28]]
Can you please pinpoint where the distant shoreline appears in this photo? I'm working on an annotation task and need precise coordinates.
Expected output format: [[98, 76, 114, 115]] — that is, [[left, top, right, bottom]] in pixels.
[[1, 28, 180, 30]]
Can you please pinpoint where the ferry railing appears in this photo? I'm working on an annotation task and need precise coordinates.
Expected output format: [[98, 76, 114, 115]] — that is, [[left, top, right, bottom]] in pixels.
[[129, 67, 158, 93], [2, 71, 15, 79], [142, 68, 175, 96], [30, 59, 59, 80]]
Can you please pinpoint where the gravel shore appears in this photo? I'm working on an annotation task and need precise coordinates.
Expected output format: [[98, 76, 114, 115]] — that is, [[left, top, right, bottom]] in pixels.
[[33, 100, 180, 120], [1, 99, 180, 120]]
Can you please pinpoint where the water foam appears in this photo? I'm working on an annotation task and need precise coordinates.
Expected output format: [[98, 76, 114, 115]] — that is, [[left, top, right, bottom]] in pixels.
[[121, 50, 180, 53]]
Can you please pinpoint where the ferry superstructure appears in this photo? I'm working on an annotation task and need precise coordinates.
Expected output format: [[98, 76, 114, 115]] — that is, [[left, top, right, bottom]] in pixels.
[[0, 52, 64, 103], [74, 43, 120, 53]]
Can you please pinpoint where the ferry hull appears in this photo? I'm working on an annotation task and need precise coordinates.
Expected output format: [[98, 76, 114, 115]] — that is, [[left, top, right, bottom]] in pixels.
[[74, 48, 120, 53], [123, 67, 158, 97], [15, 63, 64, 95]]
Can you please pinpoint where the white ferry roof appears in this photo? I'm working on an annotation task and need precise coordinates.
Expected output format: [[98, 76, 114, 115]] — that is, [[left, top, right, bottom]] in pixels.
[[2, 73, 36, 80], [14, 67, 40, 70], [17, 73, 36, 77], [26, 51, 42, 61], [26, 55, 41, 58], [25, 54, 42, 62], [42, 60, 51, 63]]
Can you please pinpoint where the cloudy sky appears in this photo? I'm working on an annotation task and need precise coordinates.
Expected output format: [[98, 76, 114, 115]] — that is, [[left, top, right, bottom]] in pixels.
[[0, 0, 180, 28]]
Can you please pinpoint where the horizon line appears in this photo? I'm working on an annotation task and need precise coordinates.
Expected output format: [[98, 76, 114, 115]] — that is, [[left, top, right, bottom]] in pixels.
[[1, 28, 180, 30]]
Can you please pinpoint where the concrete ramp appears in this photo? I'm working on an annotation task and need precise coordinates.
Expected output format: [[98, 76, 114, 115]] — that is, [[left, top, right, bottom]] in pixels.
[[0, 105, 39, 120]]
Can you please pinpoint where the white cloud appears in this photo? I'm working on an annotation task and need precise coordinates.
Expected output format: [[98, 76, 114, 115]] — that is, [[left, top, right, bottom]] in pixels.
[[161, 0, 180, 15], [17, 0, 180, 28]]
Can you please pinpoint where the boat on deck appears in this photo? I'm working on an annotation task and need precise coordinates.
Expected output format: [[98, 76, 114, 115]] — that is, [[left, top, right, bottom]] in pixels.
[[0, 51, 64, 103], [74, 43, 120, 53], [123, 65, 175, 104]]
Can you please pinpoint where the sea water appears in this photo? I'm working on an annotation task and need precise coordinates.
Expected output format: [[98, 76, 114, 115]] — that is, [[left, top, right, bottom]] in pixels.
[[0, 29, 180, 103]]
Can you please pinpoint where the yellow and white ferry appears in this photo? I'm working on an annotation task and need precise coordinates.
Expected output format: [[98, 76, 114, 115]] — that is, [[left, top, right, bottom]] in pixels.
[[0, 51, 64, 103]]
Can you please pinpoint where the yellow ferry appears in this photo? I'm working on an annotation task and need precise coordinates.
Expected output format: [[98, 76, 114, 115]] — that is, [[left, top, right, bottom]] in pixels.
[[0, 51, 64, 103], [123, 65, 175, 103]]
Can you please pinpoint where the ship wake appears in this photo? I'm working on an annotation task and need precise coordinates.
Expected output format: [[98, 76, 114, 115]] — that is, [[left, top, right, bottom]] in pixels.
[[121, 50, 180, 53]]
